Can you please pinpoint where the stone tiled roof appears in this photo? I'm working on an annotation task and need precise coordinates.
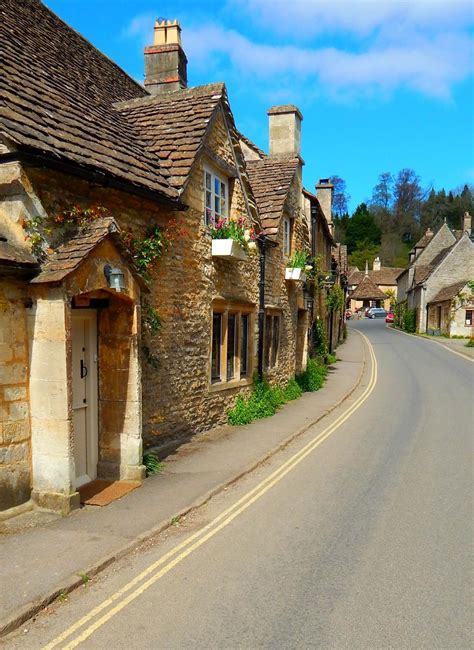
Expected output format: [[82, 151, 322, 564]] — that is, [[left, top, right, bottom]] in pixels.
[[246, 157, 299, 238], [0, 231, 37, 268], [429, 280, 469, 304], [237, 131, 265, 159], [116, 84, 225, 192], [350, 274, 388, 301], [348, 267, 405, 286], [413, 246, 454, 286], [411, 229, 434, 252], [31, 217, 125, 284], [0, 0, 177, 201]]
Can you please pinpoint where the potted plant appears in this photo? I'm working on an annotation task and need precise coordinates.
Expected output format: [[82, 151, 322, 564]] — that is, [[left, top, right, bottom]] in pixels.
[[209, 214, 258, 261], [285, 250, 312, 281]]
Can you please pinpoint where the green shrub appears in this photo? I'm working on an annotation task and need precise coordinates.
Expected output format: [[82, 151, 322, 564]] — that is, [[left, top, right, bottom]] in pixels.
[[403, 308, 416, 333], [312, 318, 328, 357], [283, 378, 303, 401], [143, 452, 164, 476], [326, 353, 337, 365], [296, 358, 328, 392], [465, 339, 474, 348]]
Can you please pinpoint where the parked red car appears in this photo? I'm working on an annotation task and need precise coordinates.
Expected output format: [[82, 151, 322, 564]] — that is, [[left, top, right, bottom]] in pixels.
[[385, 311, 395, 323]]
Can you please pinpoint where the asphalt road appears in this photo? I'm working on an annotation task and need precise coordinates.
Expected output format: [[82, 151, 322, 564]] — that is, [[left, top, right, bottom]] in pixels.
[[5, 322, 473, 649]]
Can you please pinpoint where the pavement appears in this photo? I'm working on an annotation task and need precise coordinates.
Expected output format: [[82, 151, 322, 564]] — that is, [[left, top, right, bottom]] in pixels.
[[0, 330, 366, 637]]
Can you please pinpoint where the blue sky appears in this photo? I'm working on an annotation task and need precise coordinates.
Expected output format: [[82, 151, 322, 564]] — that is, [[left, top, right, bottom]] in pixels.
[[46, 0, 474, 212]]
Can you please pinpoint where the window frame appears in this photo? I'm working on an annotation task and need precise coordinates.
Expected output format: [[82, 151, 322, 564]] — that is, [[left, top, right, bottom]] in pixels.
[[264, 311, 281, 371], [210, 304, 254, 390], [204, 166, 229, 227], [283, 217, 292, 257], [465, 309, 473, 326]]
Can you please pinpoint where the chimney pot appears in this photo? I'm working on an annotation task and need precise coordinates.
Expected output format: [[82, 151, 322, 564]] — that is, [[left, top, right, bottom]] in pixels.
[[144, 18, 187, 94], [316, 178, 334, 231], [463, 211, 472, 235]]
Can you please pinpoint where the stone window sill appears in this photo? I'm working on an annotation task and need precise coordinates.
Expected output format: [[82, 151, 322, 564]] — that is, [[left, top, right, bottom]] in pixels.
[[209, 377, 253, 393]]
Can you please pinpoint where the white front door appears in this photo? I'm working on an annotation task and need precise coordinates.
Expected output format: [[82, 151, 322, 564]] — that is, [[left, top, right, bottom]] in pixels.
[[71, 309, 98, 488]]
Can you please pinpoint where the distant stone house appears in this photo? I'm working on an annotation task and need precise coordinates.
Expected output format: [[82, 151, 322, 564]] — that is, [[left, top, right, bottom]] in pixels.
[[426, 281, 474, 337], [397, 213, 473, 332], [347, 257, 403, 312]]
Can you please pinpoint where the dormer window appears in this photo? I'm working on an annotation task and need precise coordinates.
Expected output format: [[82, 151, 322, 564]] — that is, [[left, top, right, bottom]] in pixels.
[[205, 168, 228, 226]]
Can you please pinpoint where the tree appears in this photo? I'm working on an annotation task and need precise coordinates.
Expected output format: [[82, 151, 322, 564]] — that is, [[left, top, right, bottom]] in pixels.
[[371, 172, 393, 210], [345, 203, 382, 254], [348, 238, 380, 270], [393, 168, 425, 240], [330, 175, 350, 218]]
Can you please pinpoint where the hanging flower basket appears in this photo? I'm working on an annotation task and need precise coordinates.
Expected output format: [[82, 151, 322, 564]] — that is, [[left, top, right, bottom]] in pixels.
[[212, 238, 247, 261], [285, 267, 307, 282]]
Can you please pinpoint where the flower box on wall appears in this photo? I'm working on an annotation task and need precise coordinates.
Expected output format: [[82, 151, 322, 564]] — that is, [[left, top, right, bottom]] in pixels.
[[212, 239, 247, 261], [285, 267, 306, 282]]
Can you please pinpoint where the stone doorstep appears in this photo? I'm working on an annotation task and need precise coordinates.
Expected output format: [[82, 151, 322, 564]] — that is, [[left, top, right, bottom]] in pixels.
[[0, 333, 367, 638]]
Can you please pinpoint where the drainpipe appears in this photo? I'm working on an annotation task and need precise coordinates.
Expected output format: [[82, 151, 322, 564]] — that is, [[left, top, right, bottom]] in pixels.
[[257, 236, 267, 380]]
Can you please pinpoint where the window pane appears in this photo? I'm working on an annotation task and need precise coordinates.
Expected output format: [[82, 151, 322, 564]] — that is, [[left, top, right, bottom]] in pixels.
[[215, 195, 220, 215], [206, 190, 212, 208], [214, 176, 220, 195], [227, 314, 236, 380], [240, 314, 249, 377], [271, 316, 280, 367], [205, 172, 211, 190], [220, 182, 226, 199], [211, 313, 222, 382]]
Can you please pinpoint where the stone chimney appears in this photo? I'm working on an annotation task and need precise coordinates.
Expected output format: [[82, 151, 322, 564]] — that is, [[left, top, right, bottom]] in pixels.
[[144, 19, 187, 94], [316, 178, 334, 234], [463, 211, 472, 235], [267, 105, 303, 158], [373, 256, 381, 271]]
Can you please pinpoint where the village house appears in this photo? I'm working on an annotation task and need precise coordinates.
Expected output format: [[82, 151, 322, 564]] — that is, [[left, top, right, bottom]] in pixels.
[[397, 213, 473, 333], [347, 257, 402, 313], [0, 2, 338, 514], [426, 281, 474, 337]]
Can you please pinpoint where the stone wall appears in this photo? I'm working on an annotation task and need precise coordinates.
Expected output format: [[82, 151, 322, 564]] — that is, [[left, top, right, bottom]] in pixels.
[[0, 279, 31, 510]]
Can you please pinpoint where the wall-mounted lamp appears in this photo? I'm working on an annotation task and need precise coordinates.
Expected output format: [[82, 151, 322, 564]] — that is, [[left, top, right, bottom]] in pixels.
[[104, 264, 126, 292], [304, 296, 314, 311]]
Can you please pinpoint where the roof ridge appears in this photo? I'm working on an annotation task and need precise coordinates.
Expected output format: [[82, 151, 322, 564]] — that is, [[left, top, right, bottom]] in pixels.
[[114, 82, 226, 110]]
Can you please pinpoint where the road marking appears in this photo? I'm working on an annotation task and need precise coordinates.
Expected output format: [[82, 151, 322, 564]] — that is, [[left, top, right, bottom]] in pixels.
[[387, 325, 474, 363], [44, 331, 377, 650]]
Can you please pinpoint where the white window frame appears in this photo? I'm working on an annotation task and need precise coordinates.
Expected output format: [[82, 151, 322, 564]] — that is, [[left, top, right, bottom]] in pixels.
[[210, 306, 254, 389], [204, 167, 228, 226], [283, 217, 291, 257]]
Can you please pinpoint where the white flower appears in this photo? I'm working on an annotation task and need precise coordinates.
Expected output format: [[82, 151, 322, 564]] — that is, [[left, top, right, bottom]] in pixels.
[[244, 229, 251, 242], [248, 241, 257, 251]]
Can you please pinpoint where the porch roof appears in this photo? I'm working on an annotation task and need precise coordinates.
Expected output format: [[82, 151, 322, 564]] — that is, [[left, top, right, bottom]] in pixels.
[[30, 217, 145, 288], [428, 281, 469, 305]]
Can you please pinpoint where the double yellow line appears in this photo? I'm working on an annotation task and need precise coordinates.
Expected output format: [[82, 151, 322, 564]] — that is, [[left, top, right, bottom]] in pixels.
[[45, 332, 377, 649]]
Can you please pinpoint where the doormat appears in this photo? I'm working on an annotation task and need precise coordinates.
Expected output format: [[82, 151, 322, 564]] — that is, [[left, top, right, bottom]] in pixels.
[[78, 479, 141, 506]]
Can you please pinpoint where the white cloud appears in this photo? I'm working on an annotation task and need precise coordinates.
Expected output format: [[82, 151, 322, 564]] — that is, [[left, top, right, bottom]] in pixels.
[[231, 0, 474, 39], [122, 2, 474, 101], [183, 23, 473, 100]]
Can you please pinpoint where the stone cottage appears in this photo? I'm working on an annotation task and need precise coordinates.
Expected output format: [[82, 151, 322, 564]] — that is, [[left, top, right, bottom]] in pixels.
[[426, 281, 474, 337], [240, 106, 313, 379], [397, 213, 473, 332]]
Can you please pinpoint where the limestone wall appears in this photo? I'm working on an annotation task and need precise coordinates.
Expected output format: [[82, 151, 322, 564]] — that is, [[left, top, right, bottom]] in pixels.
[[0, 279, 31, 510]]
